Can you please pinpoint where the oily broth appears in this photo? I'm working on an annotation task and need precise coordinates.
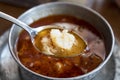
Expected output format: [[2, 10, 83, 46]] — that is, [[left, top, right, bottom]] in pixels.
[[34, 28, 87, 57], [17, 15, 106, 78]]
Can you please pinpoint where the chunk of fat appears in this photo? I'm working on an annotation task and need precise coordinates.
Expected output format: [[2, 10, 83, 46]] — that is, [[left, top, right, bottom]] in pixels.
[[55, 62, 63, 71], [50, 29, 75, 50], [41, 37, 54, 55]]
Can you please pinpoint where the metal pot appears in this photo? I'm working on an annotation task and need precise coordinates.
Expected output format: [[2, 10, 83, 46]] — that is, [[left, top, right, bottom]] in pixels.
[[8, 2, 115, 80]]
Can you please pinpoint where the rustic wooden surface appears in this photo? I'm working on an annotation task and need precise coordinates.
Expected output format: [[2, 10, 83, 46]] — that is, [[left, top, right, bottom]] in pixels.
[[0, 0, 120, 43]]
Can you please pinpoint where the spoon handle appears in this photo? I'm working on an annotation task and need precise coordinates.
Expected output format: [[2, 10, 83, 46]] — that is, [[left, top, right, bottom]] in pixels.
[[0, 11, 32, 34]]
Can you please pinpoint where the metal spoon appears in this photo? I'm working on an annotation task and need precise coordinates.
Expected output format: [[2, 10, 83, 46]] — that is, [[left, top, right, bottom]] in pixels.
[[0, 11, 87, 57]]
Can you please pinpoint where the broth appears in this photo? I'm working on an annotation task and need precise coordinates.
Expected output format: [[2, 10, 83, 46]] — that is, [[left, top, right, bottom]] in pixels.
[[17, 15, 106, 78], [34, 28, 87, 57]]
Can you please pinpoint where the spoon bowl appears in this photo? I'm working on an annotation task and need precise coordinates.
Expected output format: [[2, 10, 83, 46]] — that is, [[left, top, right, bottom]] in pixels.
[[0, 11, 87, 57]]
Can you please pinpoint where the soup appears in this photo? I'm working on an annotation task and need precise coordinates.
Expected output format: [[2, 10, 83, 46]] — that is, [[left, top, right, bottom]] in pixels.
[[17, 15, 106, 78]]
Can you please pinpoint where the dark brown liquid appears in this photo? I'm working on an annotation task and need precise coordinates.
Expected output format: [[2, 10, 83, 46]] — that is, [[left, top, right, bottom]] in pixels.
[[17, 15, 106, 78]]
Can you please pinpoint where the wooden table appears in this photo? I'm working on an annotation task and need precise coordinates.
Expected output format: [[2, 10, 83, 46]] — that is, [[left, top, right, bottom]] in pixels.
[[0, 0, 120, 43]]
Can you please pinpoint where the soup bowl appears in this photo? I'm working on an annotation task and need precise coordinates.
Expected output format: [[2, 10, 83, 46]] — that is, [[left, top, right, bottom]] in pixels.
[[8, 2, 115, 80]]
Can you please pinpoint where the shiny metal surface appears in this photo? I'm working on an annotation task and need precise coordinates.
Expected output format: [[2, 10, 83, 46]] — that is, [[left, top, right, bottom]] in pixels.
[[0, 31, 117, 80], [8, 2, 115, 80]]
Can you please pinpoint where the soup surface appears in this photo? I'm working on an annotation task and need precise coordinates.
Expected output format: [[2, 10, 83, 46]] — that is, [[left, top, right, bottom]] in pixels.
[[17, 15, 106, 78]]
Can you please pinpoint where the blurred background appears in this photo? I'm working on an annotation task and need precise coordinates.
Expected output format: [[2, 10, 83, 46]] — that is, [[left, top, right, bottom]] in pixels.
[[0, 0, 120, 43]]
